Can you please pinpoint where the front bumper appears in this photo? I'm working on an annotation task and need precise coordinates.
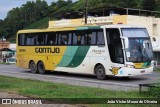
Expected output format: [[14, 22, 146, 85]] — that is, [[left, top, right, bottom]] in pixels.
[[115, 66, 153, 77]]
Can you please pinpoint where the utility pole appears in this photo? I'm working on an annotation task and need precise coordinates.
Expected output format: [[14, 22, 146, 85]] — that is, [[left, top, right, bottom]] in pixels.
[[85, 0, 88, 24]]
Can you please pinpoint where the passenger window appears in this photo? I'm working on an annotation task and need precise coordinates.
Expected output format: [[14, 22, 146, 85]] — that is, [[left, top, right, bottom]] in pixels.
[[36, 33, 46, 45], [47, 33, 57, 45], [89, 30, 104, 45], [68, 33, 72, 45], [18, 34, 25, 46], [97, 32, 104, 45], [73, 33, 78, 45], [26, 34, 36, 45], [81, 34, 87, 45], [61, 34, 68, 45], [91, 32, 96, 45]]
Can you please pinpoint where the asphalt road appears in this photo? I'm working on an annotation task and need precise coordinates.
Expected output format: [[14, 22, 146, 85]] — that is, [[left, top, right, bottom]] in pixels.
[[0, 64, 159, 91]]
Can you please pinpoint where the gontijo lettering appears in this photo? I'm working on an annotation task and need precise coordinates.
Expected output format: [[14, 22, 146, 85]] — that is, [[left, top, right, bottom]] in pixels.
[[35, 48, 60, 53]]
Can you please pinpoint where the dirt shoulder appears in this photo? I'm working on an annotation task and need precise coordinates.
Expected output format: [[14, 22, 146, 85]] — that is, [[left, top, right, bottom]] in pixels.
[[0, 91, 27, 98]]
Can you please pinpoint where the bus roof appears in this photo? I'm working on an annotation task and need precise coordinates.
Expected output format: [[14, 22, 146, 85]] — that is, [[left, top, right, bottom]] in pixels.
[[18, 24, 101, 34], [18, 24, 146, 34], [102, 24, 146, 29]]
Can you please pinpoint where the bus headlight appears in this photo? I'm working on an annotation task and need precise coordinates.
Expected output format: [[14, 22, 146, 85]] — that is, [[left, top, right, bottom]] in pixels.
[[125, 64, 135, 68]]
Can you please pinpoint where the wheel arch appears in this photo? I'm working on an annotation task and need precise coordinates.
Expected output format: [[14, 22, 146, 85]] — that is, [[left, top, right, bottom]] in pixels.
[[37, 60, 46, 74], [29, 60, 34, 68], [94, 63, 104, 74], [37, 60, 44, 65]]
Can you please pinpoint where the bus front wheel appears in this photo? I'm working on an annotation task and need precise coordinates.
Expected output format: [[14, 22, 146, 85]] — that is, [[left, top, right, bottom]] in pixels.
[[95, 65, 106, 80], [29, 61, 37, 74], [38, 61, 46, 74]]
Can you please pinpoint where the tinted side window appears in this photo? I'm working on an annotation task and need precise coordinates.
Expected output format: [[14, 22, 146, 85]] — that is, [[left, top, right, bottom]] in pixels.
[[72, 31, 88, 45], [36, 33, 46, 45], [97, 31, 105, 45], [18, 29, 105, 46], [73, 33, 78, 45], [18, 34, 25, 46], [47, 32, 57, 45], [89, 30, 105, 45], [56, 32, 72, 45], [26, 34, 36, 45], [61, 33, 68, 45], [68, 33, 72, 45], [90, 32, 97, 45]]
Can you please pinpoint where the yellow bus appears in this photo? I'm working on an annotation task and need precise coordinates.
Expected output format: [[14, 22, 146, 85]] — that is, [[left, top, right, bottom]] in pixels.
[[16, 20, 154, 80]]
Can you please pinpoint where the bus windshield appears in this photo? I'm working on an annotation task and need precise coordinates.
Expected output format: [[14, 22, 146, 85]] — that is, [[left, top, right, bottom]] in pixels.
[[122, 28, 153, 62]]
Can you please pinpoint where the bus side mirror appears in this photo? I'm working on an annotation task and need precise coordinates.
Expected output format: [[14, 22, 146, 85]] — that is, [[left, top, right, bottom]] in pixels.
[[121, 37, 129, 49], [143, 40, 150, 49]]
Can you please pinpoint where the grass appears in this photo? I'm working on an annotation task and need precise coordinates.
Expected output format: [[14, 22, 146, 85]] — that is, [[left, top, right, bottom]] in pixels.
[[0, 75, 144, 98], [154, 68, 160, 73], [0, 75, 159, 107], [0, 62, 9, 64], [24, 17, 49, 29], [0, 62, 16, 65]]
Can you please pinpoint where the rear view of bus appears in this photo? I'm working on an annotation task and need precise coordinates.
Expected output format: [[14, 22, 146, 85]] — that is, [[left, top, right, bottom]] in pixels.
[[107, 26, 154, 79]]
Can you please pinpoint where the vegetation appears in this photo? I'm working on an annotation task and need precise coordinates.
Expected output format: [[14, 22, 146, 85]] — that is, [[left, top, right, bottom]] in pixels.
[[0, 75, 159, 106], [0, 0, 160, 42], [154, 68, 160, 72], [147, 83, 160, 98], [24, 17, 50, 29], [0, 75, 144, 98]]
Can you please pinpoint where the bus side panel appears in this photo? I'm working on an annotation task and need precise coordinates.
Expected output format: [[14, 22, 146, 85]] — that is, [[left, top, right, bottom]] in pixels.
[[16, 46, 67, 70], [17, 55, 25, 68], [55, 46, 90, 73], [17, 46, 28, 69], [89, 46, 114, 75], [54, 46, 114, 75]]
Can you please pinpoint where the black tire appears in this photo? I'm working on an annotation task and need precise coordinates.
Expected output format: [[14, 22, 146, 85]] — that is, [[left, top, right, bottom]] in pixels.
[[95, 65, 106, 80], [29, 61, 37, 74], [38, 61, 45, 74], [123, 76, 129, 80]]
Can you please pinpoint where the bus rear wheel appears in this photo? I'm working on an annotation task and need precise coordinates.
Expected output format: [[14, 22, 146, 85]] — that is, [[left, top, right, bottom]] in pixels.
[[38, 61, 45, 74], [29, 61, 37, 74], [95, 65, 106, 80]]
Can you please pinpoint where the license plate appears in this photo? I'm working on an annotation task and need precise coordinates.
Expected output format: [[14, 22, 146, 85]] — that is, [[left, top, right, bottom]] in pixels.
[[141, 70, 145, 73]]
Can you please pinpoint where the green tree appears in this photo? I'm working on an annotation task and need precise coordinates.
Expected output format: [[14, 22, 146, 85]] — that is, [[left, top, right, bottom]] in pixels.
[[56, 0, 68, 8], [3, 7, 23, 39], [142, 0, 156, 10], [68, 0, 72, 3], [0, 20, 4, 38], [155, 0, 160, 16], [1, 0, 160, 41], [35, 0, 49, 20]]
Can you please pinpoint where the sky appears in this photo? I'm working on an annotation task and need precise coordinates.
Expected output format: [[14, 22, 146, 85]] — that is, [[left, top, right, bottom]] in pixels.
[[0, 0, 78, 20]]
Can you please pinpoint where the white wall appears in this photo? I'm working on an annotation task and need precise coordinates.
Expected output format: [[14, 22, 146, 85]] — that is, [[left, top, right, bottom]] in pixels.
[[9, 44, 16, 51]]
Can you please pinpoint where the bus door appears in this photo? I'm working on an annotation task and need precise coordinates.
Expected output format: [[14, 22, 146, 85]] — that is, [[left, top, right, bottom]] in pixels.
[[106, 28, 124, 75]]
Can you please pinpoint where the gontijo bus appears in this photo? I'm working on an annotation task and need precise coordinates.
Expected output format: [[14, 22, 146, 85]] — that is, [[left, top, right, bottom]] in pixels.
[[16, 20, 154, 80]]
